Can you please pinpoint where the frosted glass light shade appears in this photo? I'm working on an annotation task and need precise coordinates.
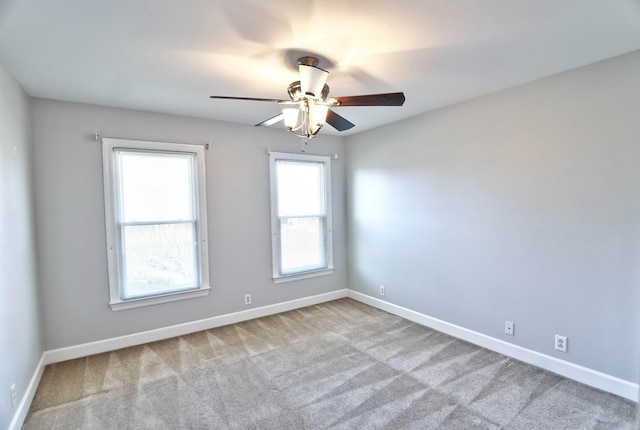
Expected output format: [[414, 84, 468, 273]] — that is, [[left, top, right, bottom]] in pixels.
[[283, 108, 300, 128], [312, 104, 329, 126], [299, 64, 329, 97]]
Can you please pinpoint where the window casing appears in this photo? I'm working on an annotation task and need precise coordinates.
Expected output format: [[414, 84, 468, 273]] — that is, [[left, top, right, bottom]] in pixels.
[[102, 138, 210, 310], [269, 151, 333, 283]]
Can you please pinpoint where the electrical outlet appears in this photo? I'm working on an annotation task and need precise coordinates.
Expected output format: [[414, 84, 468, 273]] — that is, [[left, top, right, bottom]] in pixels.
[[555, 335, 567, 352], [244, 294, 251, 305], [505, 321, 514, 336], [379, 285, 385, 296], [10, 383, 16, 408]]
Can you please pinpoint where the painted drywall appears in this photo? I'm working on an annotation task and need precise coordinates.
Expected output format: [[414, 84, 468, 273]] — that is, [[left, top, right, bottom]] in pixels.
[[30, 100, 347, 350], [345, 50, 640, 383], [0, 61, 41, 427]]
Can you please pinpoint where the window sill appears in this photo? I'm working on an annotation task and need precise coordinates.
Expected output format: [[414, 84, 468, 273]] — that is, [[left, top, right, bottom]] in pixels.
[[273, 267, 334, 284], [109, 286, 211, 311]]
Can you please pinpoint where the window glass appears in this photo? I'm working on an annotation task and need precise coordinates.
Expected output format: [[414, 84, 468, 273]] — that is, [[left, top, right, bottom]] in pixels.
[[276, 161, 325, 216], [121, 223, 197, 298], [280, 216, 326, 274], [270, 152, 333, 282], [102, 139, 210, 310], [119, 152, 194, 222]]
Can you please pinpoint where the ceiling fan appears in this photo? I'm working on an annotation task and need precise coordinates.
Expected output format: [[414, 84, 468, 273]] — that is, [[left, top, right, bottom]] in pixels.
[[210, 56, 405, 140]]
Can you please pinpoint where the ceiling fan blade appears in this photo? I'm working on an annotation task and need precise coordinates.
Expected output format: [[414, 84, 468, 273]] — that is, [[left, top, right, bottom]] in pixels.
[[331, 92, 405, 107], [255, 113, 284, 127], [210, 95, 288, 103], [326, 109, 355, 132]]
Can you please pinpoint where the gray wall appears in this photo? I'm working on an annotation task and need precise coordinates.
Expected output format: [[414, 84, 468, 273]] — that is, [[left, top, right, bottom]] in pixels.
[[0, 62, 42, 427], [345, 50, 640, 383], [31, 100, 347, 350], [6, 46, 639, 426]]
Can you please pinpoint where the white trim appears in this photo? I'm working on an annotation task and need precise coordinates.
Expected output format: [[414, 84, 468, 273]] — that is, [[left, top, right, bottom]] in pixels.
[[269, 151, 334, 281], [10, 288, 638, 429], [347, 290, 639, 402], [43, 289, 348, 365], [273, 267, 334, 284], [109, 286, 211, 311], [101, 138, 210, 310], [8, 354, 46, 430]]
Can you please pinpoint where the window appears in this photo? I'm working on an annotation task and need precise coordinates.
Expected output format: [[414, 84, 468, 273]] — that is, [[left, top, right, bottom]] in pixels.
[[269, 151, 333, 282], [102, 138, 210, 310]]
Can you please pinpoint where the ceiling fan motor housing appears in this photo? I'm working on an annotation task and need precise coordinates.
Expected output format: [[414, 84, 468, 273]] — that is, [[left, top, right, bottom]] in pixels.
[[297, 56, 320, 67]]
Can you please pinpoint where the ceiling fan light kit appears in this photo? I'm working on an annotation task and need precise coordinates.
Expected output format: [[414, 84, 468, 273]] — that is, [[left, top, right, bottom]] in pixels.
[[210, 56, 406, 144]]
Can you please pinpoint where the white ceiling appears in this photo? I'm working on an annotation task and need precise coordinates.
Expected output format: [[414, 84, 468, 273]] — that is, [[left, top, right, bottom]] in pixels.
[[1, 0, 639, 136]]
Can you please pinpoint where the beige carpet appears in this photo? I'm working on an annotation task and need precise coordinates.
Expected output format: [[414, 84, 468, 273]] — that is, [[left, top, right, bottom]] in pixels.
[[24, 298, 636, 429]]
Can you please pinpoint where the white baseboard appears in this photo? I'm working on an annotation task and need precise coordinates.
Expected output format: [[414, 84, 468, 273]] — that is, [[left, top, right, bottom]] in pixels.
[[43, 289, 348, 365], [347, 290, 639, 402], [8, 354, 46, 430], [13, 287, 637, 430]]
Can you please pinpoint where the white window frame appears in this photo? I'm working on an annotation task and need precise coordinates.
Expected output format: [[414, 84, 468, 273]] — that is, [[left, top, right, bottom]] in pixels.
[[102, 138, 210, 311], [269, 151, 334, 283]]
